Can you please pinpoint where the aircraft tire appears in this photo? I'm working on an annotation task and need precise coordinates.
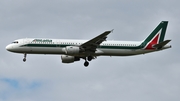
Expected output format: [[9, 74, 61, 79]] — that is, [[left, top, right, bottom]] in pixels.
[[84, 61, 89, 67], [23, 58, 26, 62]]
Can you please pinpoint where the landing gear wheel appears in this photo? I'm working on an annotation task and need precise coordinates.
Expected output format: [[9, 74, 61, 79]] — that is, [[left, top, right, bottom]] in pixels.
[[87, 56, 93, 61], [23, 58, 26, 62], [23, 53, 27, 62], [84, 61, 89, 67]]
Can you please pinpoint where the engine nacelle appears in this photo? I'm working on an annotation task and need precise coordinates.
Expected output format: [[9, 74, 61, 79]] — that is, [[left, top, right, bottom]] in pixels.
[[63, 46, 80, 55], [61, 55, 80, 63]]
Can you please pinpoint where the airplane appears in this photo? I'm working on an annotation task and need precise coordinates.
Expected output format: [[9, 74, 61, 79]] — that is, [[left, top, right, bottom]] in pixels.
[[6, 21, 171, 67]]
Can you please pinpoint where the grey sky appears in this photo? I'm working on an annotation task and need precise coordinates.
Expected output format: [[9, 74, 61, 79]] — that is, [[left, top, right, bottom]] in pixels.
[[0, 0, 180, 101]]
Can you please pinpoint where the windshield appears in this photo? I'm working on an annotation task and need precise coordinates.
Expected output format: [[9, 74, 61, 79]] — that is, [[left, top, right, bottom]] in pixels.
[[12, 41, 18, 44]]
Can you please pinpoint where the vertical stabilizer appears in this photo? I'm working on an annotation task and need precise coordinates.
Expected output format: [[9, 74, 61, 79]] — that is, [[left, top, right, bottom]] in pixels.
[[141, 21, 168, 49]]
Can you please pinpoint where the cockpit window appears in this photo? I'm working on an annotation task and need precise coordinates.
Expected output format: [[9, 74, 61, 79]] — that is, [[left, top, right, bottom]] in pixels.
[[12, 41, 18, 44]]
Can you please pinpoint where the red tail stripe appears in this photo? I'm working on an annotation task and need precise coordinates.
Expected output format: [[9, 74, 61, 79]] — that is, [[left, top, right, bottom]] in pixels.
[[145, 34, 159, 49]]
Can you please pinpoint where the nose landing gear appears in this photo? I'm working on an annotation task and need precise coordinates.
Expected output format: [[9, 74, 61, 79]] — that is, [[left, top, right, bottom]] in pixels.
[[23, 53, 27, 62]]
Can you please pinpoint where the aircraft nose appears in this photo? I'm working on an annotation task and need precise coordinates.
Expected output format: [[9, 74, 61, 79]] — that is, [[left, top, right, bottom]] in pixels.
[[6, 44, 12, 51]]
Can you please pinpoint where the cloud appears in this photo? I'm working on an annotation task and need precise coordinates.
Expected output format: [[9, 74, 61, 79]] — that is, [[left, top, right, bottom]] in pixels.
[[0, 78, 20, 89], [0, 78, 43, 101]]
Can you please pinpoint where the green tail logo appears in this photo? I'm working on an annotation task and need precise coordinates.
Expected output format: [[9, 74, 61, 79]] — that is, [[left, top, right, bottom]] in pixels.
[[141, 21, 168, 49]]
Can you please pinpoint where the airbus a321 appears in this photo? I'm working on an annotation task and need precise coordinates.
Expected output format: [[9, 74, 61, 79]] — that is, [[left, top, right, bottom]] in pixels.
[[6, 21, 171, 67]]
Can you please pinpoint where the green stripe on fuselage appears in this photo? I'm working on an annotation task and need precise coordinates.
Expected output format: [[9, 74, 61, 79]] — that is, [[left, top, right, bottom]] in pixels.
[[20, 44, 142, 49], [21, 44, 69, 47], [99, 45, 141, 49]]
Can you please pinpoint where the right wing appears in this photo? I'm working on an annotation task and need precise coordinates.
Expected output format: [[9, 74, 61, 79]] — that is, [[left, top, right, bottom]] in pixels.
[[80, 30, 113, 52]]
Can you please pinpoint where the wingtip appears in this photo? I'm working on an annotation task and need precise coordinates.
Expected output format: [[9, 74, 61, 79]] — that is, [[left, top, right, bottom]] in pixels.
[[111, 29, 114, 33], [104, 29, 114, 34]]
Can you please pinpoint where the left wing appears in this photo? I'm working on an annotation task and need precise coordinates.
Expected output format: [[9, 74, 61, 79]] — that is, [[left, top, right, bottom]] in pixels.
[[80, 30, 113, 52]]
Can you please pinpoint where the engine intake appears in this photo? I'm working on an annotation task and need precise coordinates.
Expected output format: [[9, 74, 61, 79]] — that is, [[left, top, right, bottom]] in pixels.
[[61, 55, 80, 63]]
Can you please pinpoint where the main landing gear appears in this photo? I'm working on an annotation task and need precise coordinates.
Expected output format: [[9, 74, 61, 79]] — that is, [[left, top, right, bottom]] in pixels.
[[23, 53, 27, 62], [83, 56, 93, 67], [84, 61, 89, 67]]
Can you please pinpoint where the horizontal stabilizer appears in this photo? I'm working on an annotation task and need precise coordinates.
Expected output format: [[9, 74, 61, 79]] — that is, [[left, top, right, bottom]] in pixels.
[[153, 40, 171, 49]]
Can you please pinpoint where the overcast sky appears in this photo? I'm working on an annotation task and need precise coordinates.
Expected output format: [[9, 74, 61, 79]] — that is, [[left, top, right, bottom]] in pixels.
[[0, 0, 180, 101]]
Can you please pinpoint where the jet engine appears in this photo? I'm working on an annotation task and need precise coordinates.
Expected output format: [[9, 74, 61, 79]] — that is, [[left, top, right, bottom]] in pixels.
[[63, 46, 81, 55], [61, 55, 80, 63]]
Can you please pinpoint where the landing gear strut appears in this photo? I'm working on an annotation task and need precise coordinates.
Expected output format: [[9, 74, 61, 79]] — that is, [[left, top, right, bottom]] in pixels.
[[87, 56, 93, 61], [23, 53, 27, 62]]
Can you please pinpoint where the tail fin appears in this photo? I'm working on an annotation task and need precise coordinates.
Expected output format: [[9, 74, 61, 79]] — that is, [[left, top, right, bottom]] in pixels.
[[141, 21, 168, 49]]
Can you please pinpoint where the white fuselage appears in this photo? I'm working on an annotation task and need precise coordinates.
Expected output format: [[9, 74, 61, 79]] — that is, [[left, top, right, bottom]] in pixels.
[[6, 38, 171, 57]]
